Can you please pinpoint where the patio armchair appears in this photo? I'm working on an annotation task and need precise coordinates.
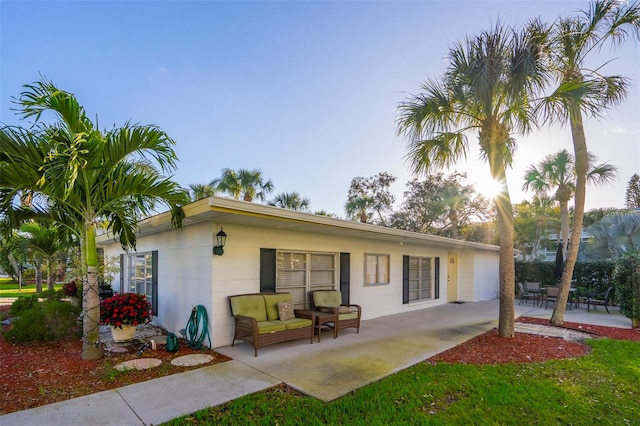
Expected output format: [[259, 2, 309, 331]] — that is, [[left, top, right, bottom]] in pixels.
[[517, 282, 537, 305], [312, 290, 362, 337], [585, 287, 613, 314], [545, 286, 559, 309], [544, 286, 573, 311], [524, 281, 542, 305]]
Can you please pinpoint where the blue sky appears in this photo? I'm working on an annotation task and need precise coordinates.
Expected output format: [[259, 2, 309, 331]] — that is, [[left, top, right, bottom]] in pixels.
[[2, 0, 638, 217]]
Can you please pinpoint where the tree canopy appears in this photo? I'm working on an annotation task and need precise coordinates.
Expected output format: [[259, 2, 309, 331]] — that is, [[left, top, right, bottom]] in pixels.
[[390, 172, 490, 239], [211, 168, 274, 202], [345, 172, 396, 225], [625, 174, 640, 209]]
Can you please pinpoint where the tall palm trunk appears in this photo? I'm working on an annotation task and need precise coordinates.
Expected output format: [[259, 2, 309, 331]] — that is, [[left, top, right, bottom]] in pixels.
[[483, 126, 515, 337], [8, 253, 22, 290], [531, 218, 544, 260], [551, 109, 587, 325], [493, 171, 515, 337], [82, 222, 102, 360], [46, 255, 54, 292], [449, 210, 459, 239], [559, 199, 570, 259], [34, 256, 43, 293]]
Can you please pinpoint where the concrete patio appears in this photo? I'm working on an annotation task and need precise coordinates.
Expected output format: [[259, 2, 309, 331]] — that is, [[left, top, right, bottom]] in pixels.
[[216, 298, 632, 402]]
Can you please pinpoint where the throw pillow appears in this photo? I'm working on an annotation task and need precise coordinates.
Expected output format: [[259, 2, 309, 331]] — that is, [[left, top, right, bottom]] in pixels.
[[277, 301, 295, 321], [338, 306, 352, 314]]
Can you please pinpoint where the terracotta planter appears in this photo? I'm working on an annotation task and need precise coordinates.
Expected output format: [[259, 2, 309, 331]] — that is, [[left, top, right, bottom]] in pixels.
[[110, 324, 136, 342]]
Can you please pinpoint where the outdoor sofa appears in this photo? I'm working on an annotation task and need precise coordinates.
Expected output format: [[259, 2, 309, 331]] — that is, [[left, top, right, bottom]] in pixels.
[[228, 292, 315, 357]]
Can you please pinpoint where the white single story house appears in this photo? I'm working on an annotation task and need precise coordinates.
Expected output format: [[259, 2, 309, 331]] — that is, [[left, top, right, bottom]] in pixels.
[[97, 196, 500, 349]]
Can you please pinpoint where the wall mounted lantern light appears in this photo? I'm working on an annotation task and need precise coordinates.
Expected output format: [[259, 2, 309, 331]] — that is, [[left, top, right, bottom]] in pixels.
[[213, 227, 227, 256]]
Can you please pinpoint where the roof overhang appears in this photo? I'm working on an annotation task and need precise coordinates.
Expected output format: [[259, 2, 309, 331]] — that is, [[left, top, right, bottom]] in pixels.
[[97, 196, 499, 252]]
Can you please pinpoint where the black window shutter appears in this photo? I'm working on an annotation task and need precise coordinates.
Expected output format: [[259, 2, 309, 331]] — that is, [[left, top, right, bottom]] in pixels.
[[434, 257, 440, 299], [260, 248, 276, 292], [403, 255, 409, 304], [119, 254, 124, 292], [151, 251, 158, 315], [339, 252, 350, 304]]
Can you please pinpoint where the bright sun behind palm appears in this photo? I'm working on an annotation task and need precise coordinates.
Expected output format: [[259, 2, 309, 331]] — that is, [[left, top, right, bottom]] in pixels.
[[479, 179, 505, 201]]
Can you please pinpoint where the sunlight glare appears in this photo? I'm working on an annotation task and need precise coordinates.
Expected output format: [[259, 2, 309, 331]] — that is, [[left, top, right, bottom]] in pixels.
[[481, 179, 505, 201]]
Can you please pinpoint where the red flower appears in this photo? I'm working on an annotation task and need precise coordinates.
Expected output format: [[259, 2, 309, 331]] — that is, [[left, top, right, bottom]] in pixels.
[[62, 281, 78, 297], [99, 292, 153, 329]]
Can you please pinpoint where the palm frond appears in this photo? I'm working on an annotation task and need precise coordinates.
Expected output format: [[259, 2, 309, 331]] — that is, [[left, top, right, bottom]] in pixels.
[[404, 132, 469, 175]]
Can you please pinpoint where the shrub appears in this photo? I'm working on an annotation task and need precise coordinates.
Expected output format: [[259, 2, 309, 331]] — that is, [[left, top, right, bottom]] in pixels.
[[572, 260, 615, 294], [38, 289, 63, 301], [515, 260, 615, 294], [613, 251, 640, 328], [4, 307, 52, 342], [4, 300, 81, 343], [9, 295, 38, 316]]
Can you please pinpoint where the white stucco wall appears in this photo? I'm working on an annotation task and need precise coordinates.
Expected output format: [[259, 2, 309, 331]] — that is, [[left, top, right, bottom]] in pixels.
[[450, 249, 500, 303], [208, 222, 456, 346], [100, 219, 499, 349], [101, 222, 214, 339], [474, 251, 501, 301]]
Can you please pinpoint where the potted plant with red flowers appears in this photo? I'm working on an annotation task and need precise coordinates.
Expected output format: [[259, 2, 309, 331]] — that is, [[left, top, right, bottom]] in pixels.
[[100, 292, 153, 342], [62, 280, 80, 307]]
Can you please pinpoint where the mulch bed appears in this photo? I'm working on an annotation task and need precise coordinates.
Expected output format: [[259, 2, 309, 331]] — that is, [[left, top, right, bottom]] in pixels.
[[426, 316, 640, 365], [0, 303, 231, 415]]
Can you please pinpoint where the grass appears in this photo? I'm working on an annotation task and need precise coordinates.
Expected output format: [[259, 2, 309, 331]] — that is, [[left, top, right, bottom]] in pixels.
[[0, 278, 63, 298], [163, 339, 640, 425]]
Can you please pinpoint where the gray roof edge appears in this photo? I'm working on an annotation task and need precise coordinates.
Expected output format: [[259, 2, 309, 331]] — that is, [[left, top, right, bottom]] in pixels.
[[98, 196, 500, 252]]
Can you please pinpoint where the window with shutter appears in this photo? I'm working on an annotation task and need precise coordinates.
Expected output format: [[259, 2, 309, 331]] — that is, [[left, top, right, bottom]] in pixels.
[[276, 251, 337, 309], [407, 256, 432, 302]]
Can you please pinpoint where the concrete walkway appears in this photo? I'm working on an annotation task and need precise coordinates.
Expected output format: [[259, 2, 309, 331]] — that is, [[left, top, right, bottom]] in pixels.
[[1, 299, 632, 426]]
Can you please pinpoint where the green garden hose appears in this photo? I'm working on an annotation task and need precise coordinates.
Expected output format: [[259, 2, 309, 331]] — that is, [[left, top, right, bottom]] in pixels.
[[185, 305, 211, 350]]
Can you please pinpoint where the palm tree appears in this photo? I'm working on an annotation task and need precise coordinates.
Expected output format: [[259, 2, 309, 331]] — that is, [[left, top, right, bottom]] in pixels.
[[345, 196, 374, 223], [20, 221, 73, 292], [514, 195, 559, 260], [269, 192, 310, 211], [211, 168, 274, 202], [188, 183, 215, 201], [522, 149, 617, 259], [583, 207, 620, 228], [314, 210, 338, 218], [440, 174, 489, 239], [345, 172, 396, 226], [397, 23, 548, 337], [538, 0, 639, 325], [586, 212, 640, 259], [0, 78, 189, 359]]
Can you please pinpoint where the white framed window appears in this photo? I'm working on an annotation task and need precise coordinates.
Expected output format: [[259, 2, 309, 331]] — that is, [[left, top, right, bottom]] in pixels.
[[276, 251, 337, 309], [365, 254, 390, 285], [121, 251, 157, 315], [408, 256, 432, 302]]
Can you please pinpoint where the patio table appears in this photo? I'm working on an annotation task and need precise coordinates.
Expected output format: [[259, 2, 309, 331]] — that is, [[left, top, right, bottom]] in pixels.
[[314, 311, 337, 342], [540, 287, 578, 309]]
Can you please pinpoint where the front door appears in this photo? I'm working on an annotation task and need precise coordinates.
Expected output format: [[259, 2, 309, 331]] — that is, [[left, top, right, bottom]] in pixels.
[[447, 253, 458, 302]]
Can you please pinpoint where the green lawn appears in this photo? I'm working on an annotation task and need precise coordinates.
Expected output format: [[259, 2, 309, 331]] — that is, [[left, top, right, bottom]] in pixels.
[[164, 339, 639, 425], [0, 278, 63, 298]]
